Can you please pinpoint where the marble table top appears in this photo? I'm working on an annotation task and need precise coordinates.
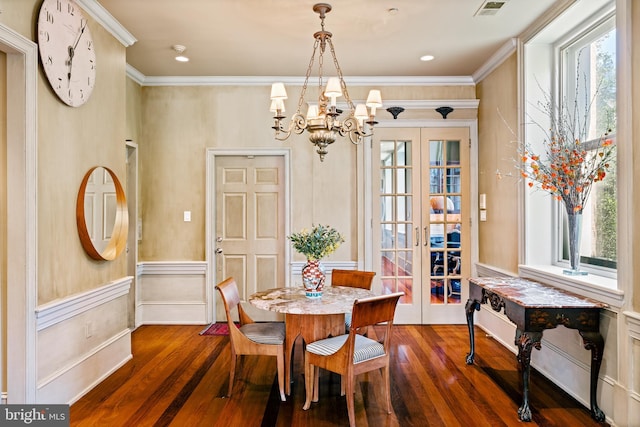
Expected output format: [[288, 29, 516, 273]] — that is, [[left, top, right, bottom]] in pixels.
[[249, 286, 375, 315], [469, 276, 607, 309]]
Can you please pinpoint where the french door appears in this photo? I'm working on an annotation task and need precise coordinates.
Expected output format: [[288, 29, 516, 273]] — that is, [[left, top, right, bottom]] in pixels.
[[372, 127, 470, 324]]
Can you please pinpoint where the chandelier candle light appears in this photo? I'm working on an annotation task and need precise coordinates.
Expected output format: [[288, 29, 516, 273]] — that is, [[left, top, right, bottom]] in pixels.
[[270, 3, 382, 161]]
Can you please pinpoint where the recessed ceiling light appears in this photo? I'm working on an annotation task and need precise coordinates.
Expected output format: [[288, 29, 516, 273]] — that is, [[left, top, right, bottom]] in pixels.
[[172, 44, 189, 62], [420, 55, 435, 62]]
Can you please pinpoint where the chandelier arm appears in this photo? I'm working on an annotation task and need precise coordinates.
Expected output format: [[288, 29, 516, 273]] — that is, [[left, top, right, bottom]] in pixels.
[[340, 117, 371, 145], [273, 113, 308, 141]]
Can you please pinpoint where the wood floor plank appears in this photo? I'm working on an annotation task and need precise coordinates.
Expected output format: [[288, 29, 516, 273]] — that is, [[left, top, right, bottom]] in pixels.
[[70, 325, 609, 427]]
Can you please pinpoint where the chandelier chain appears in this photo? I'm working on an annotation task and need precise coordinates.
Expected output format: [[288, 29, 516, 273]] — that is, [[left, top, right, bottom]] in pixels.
[[318, 40, 324, 98], [299, 38, 321, 113], [327, 38, 354, 111]]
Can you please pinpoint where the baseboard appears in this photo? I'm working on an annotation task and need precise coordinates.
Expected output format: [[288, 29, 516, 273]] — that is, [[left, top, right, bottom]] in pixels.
[[37, 329, 132, 404]]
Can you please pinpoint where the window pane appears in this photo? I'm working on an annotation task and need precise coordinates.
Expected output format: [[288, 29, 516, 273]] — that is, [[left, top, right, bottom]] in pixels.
[[561, 17, 617, 271]]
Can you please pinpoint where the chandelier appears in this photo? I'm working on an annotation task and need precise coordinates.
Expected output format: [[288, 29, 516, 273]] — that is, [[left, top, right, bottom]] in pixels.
[[270, 3, 382, 161]]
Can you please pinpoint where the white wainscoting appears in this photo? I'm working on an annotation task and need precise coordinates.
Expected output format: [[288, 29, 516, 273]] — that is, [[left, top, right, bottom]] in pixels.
[[625, 311, 640, 426], [34, 277, 133, 404], [137, 261, 208, 324], [472, 263, 617, 424]]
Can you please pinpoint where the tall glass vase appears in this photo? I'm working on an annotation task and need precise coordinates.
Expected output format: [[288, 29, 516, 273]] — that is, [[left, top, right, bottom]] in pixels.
[[564, 212, 588, 276]]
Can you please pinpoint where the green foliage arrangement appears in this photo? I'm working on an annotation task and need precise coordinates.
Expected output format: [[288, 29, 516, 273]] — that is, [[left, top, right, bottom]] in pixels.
[[288, 224, 345, 261]]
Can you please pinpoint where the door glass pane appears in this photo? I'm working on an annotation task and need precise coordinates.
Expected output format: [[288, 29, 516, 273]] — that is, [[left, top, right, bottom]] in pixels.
[[397, 168, 411, 193], [381, 225, 395, 249], [446, 140, 460, 165], [381, 196, 394, 222], [379, 139, 414, 304], [398, 223, 411, 248], [397, 196, 412, 222], [430, 169, 444, 193], [430, 140, 444, 166], [380, 142, 394, 166], [428, 139, 462, 305]]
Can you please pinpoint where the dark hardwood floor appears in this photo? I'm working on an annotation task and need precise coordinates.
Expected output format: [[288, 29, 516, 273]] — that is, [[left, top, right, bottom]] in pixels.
[[70, 324, 608, 427]]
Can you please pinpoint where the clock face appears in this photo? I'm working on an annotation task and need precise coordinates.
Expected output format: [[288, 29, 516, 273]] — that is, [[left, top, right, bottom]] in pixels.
[[37, 0, 96, 107]]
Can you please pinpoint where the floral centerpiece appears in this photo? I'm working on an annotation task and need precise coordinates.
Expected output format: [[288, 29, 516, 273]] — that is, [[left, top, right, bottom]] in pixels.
[[518, 88, 615, 274], [288, 224, 344, 297]]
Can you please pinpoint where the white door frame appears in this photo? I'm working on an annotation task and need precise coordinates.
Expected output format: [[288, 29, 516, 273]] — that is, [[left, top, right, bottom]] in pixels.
[[205, 148, 292, 324], [364, 118, 479, 322], [1, 23, 38, 403], [125, 141, 139, 329]]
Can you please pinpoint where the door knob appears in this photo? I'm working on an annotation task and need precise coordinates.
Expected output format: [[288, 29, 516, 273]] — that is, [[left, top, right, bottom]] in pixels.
[[215, 248, 223, 254]]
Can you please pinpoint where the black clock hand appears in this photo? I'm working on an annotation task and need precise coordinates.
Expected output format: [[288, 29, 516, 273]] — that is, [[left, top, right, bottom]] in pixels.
[[67, 45, 74, 82], [67, 21, 87, 82]]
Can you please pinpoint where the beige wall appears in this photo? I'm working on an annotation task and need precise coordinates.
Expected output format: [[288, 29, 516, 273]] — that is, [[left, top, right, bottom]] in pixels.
[[476, 54, 520, 273], [633, 1, 640, 311], [2, 1, 129, 305], [136, 84, 476, 262]]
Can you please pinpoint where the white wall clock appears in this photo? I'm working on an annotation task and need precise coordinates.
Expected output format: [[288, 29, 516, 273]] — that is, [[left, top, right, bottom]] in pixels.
[[37, 0, 96, 107]]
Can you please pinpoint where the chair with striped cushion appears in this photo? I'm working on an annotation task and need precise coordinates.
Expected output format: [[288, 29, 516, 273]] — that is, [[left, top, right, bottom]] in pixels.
[[330, 269, 376, 330], [215, 277, 286, 401], [302, 292, 403, 427]]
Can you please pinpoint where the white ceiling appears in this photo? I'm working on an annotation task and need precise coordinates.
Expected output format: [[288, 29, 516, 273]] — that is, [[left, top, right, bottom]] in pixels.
[[97, 0, 558, 78]]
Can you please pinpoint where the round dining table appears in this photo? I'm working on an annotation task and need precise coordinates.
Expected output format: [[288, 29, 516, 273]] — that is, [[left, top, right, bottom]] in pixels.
[[249, 285, 375, 395]]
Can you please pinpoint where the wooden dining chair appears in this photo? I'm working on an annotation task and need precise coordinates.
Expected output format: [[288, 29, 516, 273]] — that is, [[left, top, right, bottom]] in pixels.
[[215, 277, 286, 401], [330, 269, 376, 290], [302, 292, 404, 427], [330, 269, 376, 331]]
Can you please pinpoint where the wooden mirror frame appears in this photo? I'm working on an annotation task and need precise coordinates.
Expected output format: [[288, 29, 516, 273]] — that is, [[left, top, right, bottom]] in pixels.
[[76, 166, 128, 261]]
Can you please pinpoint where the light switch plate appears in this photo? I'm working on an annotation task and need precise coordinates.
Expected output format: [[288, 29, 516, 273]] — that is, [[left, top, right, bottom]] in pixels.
[[184, 211, 191, 222]]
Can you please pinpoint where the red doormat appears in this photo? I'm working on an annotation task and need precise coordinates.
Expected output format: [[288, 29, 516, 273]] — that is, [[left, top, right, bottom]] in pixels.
[[199, 323, 239, 336]]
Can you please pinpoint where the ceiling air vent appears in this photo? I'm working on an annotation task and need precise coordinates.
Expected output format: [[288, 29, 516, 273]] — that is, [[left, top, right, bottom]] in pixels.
[[474, 1, 508, 16]]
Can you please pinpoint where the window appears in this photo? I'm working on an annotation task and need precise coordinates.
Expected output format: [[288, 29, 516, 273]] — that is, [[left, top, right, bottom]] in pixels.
[[560, 15, 617, 272], [522, 0, 618, 286]]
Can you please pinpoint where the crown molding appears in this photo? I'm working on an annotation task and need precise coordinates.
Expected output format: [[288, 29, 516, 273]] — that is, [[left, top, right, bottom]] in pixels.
[[126, 64, 145, 85], [472, 38, 517, 83], [126, 74, 476, 87], [76, 0, 137, 47]]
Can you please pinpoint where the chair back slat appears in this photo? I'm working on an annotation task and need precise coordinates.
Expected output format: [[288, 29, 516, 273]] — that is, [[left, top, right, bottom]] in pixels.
[[350, 292, 403, 331], [331, 269, 376, 290]]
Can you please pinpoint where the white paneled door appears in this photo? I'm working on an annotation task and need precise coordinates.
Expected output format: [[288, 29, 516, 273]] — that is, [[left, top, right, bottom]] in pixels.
[[214, 155, 286, 321], [373, 128, 470, 324]]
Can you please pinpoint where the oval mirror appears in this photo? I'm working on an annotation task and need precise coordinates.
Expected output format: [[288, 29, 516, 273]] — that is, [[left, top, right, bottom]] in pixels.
[[76, 166, 128, 261]]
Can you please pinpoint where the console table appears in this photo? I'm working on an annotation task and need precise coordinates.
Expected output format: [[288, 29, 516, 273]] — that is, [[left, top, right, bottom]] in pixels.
[[465, 277, 607, 422]]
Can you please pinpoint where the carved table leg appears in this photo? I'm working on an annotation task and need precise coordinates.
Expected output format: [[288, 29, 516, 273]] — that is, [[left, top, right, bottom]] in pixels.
[[465, 299, 480, 364], [515, 330, 542, 422], [579, 331, 606, 422]]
